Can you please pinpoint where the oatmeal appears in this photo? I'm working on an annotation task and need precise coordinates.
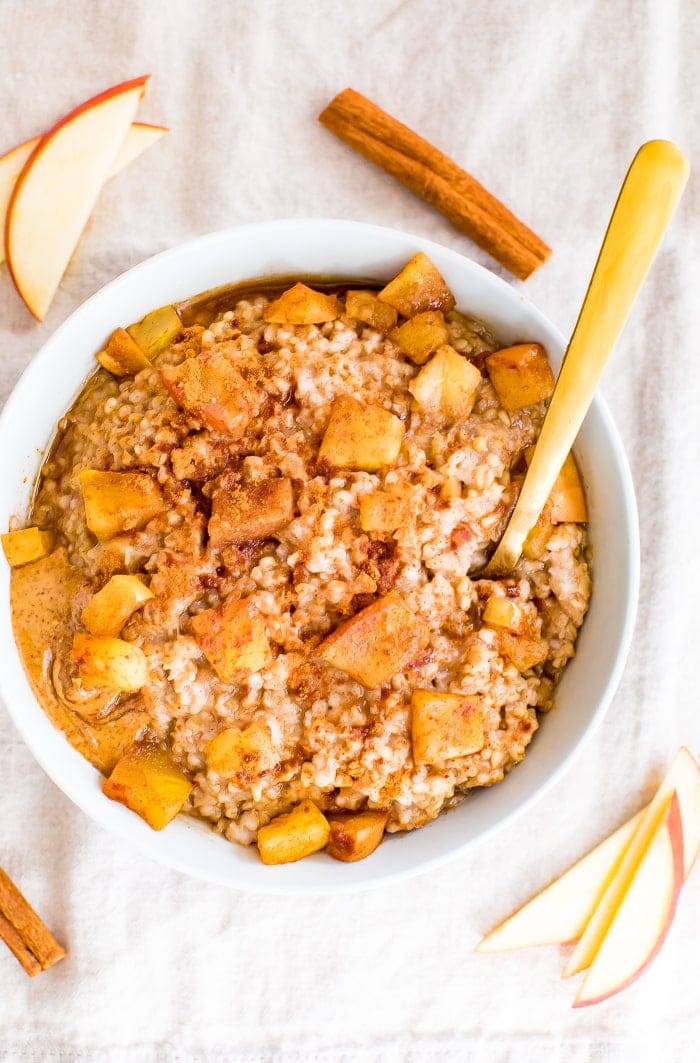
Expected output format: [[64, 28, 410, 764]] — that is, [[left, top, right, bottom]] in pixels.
[[6, 253, 591, 864]]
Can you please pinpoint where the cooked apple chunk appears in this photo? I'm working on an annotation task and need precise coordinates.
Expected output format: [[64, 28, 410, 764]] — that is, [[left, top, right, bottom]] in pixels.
[[206, 721, 278, 780], [126, 305, 182, 358], [257, 800, 330, 864], [317, 592, 429, 688], [103, 741, 193, 830], [71, 633, 148, 692], [82, 574, 154, 637], [318, 394, 405, 471], [521, 506, 554, 560], [409, 345, 481, 422], [390, 310, 450, 365], [77, 469, 165, 541], [263, 283, 339, 325], [191, 596, 272, 683], [2, 527, 54, 567], [345, 290, 398, 334], [411, 689, 485, 766], [326, 810, 388, 862], [440, 476, 462, 501], [549, 453, 587, 523], [97, 327, 151, 376], [482, 596, 526, 633], [496, 630, 548, 671], [359, 491, 412, 532], [485, 343, 555, 411], [208, 478, 294, 548], [523, 448, 587, 523], [378, 253, 455, 317], [161, 352, 257, 438]]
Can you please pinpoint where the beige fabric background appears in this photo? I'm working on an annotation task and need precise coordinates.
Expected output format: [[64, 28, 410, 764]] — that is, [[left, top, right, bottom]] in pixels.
[[1, 1, 698, 1059]]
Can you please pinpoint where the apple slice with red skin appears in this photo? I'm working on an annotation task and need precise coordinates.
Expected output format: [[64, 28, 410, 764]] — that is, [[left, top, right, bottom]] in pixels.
[[565, 747, 700, 977], [0, 122, 166, 266], [476, 807, 645, 952], [573, 792, 684, 1007], [0, 137, 41, 259], [5, 75, 149, 320]]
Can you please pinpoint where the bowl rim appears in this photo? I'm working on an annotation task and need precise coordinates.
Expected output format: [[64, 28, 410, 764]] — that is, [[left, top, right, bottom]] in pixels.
[[0, 219, 640, 894]]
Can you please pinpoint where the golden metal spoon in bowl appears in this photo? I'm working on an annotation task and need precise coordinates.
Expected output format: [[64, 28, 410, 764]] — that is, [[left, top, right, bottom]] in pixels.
[[483, 139, 689, 577]]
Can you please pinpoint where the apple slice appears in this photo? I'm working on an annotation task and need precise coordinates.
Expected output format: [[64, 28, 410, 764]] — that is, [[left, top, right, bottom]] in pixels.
[[108, 122, 167, 174], [0, 137, 37, 263], [476, 808, 645, 952], [0, 122, 166, 266], [573, 792, 684, 1007], [5, 75, 149, 320], [564, 746, 700, 977]]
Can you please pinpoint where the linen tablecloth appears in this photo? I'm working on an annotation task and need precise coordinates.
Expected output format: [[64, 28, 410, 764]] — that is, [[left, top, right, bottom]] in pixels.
[[1, 1, 698, 1059]]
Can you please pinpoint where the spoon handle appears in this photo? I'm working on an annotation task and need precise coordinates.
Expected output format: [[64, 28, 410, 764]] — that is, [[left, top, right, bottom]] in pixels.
[[484, 139, 689, 576]]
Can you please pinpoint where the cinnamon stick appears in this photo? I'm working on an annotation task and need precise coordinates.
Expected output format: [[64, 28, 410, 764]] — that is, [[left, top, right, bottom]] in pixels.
[[319, 88, 551, 281], [0, 867, 66, 976]]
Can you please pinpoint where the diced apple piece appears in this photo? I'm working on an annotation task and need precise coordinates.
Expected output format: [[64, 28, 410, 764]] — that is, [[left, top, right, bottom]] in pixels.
[[390, 310, 450, 365], [409, 345, 481, 422], [378, 253, 455, 317], [550, 453, 587, 522], [345, 290, 397, 334], [411, 689, 485, 765], [318, 394, 405, 471], [257, 800, 330, 864], [521, 507, 553, 560], [477, 808, 646, 951], [96, 326, 151, 376], [263, 283, 339, 325], [359, 491, 412, 533], [2, 527, 54, 567], [206, 721, 278, 780], [191, 596, 272, 683], [574, 793, 684, 1007], [482, 596, 526, 633], [71, 633, 147, 692], [524, 447, 587, 523], [126, 305, 182, 358], [440, 476, 462, 501], [317, 592, 430, 688], [496, 629, 548, 671], [161, 353, 257, 438], [103, 740, 193, 830], [565, 747, 700, 978], [81, 574, 153, 637], [327, 810, 388, 862], [5, 76, 149, 321], [208, 478, 294, 548], [77, 469, 165, 541], [485, 343, 555, 411]]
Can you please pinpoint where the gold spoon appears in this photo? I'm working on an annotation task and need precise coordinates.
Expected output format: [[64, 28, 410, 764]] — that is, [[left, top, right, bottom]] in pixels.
[[483, 140, 689, 577]]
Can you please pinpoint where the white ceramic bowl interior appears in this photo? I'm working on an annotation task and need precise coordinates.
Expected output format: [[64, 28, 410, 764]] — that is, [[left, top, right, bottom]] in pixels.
[[0, 220, 639, 894]]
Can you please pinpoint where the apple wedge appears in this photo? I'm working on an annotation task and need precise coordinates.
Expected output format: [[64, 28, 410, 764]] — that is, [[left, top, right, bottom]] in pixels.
[[5, 75, 149, 320], [564, 746, 700, 977], [0, 122, 166, 267], [109, 122, 167, 174], [476, 808, 645, 952], [0, 137, 37, 263], [573, 792, 684, 1007]]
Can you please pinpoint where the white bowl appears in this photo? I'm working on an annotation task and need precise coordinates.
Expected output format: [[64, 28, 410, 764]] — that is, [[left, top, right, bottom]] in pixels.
[[0, 220, 639, 894]]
